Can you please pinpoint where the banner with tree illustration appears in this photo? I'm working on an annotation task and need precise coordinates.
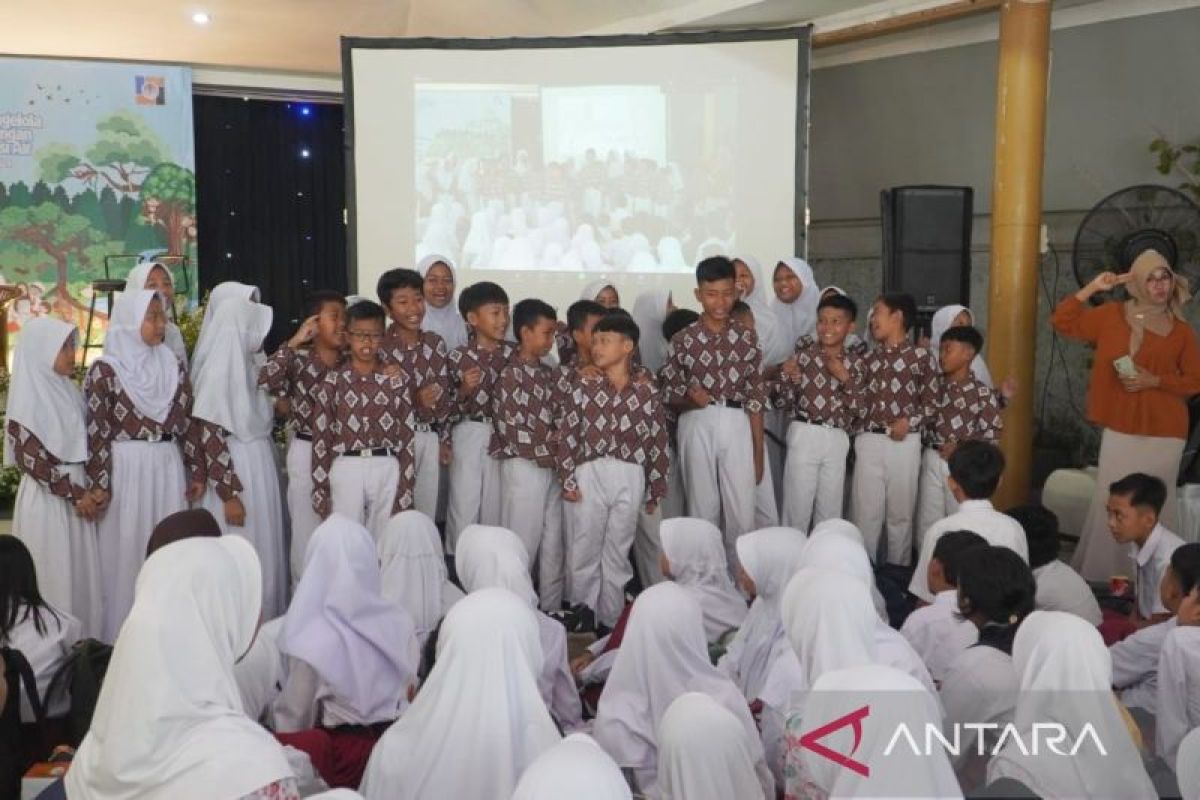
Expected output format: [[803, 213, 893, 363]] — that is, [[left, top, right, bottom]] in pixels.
[[0, 57, 194, 350]]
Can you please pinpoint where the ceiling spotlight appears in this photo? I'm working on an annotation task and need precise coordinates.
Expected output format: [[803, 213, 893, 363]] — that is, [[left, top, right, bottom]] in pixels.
[[192, 11, 211, 25]]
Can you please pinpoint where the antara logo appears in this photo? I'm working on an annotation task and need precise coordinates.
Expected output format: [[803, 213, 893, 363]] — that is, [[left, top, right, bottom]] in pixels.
[[798, 705, 871, 777]]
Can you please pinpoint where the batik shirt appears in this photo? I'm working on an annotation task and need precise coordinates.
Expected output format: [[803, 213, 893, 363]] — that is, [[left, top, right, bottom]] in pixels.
[[447, 339, 515, 423], [859, 341, 937, 434], [382, 328, 454, 443], [257, 345, 344, 437], [488, 354, 571, 469], [925, 375, 1003, 448], [660, 320, 766, 414], [6, 422, 86, 501], [777, 336, 866, 432]]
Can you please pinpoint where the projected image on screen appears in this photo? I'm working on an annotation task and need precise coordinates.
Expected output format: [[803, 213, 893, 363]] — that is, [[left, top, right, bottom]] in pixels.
[[414, 83, 736, 273]]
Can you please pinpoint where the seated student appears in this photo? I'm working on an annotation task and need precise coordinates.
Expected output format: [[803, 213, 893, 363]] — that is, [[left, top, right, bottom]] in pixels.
[[778, 293, 865, 532], [1007, 504, 1102, 626], [377, 511, 463, 648], [0, 537, 81, 727], [455, 524, 583, 732], [915, 325, 1003, 540], [274, 515, 421, 789], [66, 537, 298, 799], [940, 546, 1034, 783], [658, 692, 774, 800], [310, 300, 417, 540], [909, 440, 1028, 604], [258, 289, 347, 583], [1153, 544, 1200, 766], [1110, 541, 1199, 717], [558, 313, 669, 633], [730, 299, 780, 528], [592, 582, 773, 799], [512, 733, 630, 800], [1107, 472, 1186, 626], [900, 529, 985, 684], [986, 611, 1156, 799], [361, 588, 560, 800], [444, 281, 512, 552], [377, 268, 454, 520], [490, 298, 570, 612]]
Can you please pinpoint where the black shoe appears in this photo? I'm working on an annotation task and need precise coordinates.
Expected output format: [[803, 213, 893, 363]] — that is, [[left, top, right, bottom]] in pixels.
[[564, 604, 596, 634]]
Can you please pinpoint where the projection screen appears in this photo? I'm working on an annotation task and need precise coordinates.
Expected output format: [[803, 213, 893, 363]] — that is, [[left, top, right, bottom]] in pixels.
[[344, 29, 810, 313]]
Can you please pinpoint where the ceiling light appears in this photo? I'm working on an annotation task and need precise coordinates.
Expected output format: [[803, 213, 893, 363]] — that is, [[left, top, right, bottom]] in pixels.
[[192, 11, 211, 25]]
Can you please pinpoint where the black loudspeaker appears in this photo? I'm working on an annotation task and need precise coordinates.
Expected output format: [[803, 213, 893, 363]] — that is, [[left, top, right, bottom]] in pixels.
[[880, 185, 973, 313]]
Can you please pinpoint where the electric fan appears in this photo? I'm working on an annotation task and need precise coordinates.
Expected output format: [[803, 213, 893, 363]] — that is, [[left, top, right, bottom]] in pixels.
[[1072, 184, 1200, 301]]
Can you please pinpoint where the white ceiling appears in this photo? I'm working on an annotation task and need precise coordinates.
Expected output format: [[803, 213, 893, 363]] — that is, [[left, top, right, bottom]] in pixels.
[[0, 0, 963, 76]]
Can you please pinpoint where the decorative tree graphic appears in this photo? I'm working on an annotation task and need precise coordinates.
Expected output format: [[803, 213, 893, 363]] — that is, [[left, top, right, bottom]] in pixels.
[[138, 163, 196, 256], [36, 110, 168, 195], [0, 203, 105, 314]]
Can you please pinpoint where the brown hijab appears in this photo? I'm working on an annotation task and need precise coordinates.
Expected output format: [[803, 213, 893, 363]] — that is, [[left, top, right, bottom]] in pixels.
[[145, 508, 221, 558], [1124, 249, 1191, 356]]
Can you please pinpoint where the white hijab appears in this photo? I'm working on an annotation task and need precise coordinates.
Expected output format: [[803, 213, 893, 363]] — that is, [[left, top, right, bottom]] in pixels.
[[657, 692, 773, 800], [455, 524, 538, 606], [592, 582, 764, 786], [660, 517, 748, 642], [734, 255, 791, 365], [360, 588, 560, 800], [1178, 727, 1200, 800], [66, 537, 292, 800], [512, 733, 631, 800], [378, 511, 463, 645], [579, 280, 617, 305], [806, 519, 890, 621], [930, 304, 992, 387], [5, 317, 86, 465], [417, 254, 468, 350], [200, 281, 258, 330], [126, 262, 187, 364], [771, 257, 820, 349], [720, 527, 807, 701], [98, 289, 180, 423], [782, 568, 878, 689], [800, 665, 962, 799], [281, 514, 420, 723], [631, 289, 673, 372], [987, 610, 1155, 799], [190, 287, 274, 441]]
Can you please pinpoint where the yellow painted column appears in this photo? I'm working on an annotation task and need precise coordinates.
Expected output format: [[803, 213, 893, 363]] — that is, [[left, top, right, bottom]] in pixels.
[[988, 0, 1052, 509]]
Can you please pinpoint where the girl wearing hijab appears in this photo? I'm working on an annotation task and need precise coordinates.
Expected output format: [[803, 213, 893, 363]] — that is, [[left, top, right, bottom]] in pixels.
[[1052, 249, 1200, 580], [658, 692, 774, 800], [630, 289, 674, 373], [360, 588, 560, 800], [85, 289, 201, 642], [806, 519, 891, 620], [771, 258, 820, 355], [0, 536, 81, 727], [986, 610, 1156, 798], [732, 256, 790, 366], [191, 283, 287, 619], [454, 524, 583, 731], [6, 317, 102, 636], [793, 665, 962, 800], [660, 517, 748, 644], [512, 734, 631, 800], [66, 536, 296, 800], [592, 582, 773, 798], [377, 510, 463, 647], [416, 254, 468, 351], [274, 515, 421, 789], [716, 527, 807, 784], [555, 280, 620, 365], [125, 261, 188, 365]]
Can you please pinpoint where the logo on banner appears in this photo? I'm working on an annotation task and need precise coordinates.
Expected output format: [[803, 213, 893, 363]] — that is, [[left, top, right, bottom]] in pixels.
[[798, 704, 871, 777], [135, 76, 166, 106]]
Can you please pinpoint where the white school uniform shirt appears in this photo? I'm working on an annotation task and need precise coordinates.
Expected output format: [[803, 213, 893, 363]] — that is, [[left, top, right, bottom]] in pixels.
[[910, 500, 1029, 603], [1033, 559, 1103, 626], [1131, 523, 1185, 617], [1155, 625, 1200, 770], [899, 590, 979, 684], [1110, 616, 1177, 714], [3, 604, 81, 722], [939, 642, 1017, 767]]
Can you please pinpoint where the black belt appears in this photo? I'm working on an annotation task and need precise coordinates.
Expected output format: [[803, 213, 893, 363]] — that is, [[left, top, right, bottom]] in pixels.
[[708, 398, 743, 410], [413, 422, 433, 433], [294, 431, 313, 442], [343, 447, 396, 458], [465, 415, 492, 424], [864, 426, 889, 435], [132, 433, 174, 443], [794, 414, 840, 429]]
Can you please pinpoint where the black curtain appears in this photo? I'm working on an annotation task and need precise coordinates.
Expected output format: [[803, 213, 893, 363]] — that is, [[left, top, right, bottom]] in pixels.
[[193, 96, 347, 349]]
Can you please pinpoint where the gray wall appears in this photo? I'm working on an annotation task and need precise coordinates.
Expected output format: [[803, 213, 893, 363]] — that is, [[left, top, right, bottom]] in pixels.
[[806, 6, 1200, 468]]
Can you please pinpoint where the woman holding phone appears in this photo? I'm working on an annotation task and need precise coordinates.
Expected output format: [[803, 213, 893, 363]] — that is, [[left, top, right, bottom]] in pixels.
[[1052, 249, 1200, 580]]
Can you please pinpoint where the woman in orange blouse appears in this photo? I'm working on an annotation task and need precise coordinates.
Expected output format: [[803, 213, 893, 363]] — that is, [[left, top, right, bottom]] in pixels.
[[1052, 249, 1200, 580]]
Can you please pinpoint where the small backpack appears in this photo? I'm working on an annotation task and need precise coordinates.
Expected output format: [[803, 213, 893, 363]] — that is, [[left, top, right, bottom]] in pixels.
[[1, 646, 46, 798], [42, 638, 113, 747]]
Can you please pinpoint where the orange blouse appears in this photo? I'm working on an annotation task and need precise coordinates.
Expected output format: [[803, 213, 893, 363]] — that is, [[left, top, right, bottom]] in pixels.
[[1051, 296, 1200, 439]]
